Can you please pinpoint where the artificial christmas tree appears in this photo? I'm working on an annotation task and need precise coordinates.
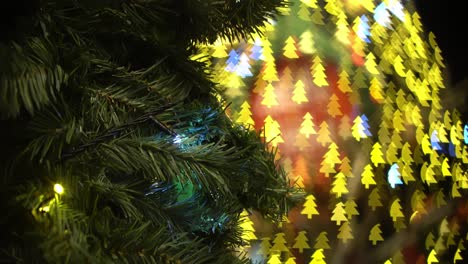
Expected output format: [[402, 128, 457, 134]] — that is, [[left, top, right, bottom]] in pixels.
[[0, 0, 299, 263]]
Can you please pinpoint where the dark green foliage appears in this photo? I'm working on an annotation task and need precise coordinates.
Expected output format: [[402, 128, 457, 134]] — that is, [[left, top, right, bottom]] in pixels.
[[0, 0, 298, 263]]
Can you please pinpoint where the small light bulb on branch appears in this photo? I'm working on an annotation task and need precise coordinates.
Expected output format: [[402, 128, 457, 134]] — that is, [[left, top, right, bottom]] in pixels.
[[39, 205, 50, 212], [54, 183, 64, 194]]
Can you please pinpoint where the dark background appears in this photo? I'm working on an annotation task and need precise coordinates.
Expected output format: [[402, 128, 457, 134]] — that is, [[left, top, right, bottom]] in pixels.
[[415, 0, 468, 119], [415, 0, 466, 85]]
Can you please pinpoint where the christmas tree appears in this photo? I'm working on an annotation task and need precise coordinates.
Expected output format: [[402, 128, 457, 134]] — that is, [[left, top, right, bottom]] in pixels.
[[0, 1, 299, 263]]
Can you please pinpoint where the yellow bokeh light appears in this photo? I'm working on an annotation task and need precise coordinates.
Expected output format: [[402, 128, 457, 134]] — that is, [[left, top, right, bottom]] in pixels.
[[54, 183, 64, 194]]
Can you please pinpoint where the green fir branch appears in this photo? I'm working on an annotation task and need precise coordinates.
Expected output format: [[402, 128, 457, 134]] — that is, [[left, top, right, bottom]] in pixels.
[[1, 0, 292, 262], [0, 38, 68, 118]]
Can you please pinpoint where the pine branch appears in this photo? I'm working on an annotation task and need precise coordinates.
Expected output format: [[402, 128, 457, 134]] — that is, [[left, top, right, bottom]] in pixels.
[[61, 103, 177, 160], [1, 0, 292, 262], [22, 99, 77, 162], [0, 39, 68, 118]]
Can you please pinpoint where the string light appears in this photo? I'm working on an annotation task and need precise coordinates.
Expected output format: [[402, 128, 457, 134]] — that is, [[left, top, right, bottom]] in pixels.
[[54, 183, 64, 194], [40, 205, 50, 212]]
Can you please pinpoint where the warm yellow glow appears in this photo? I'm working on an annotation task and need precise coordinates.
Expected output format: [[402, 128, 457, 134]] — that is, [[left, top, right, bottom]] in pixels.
[[39, 205, 50, 212], [54, 183, 64, 194]]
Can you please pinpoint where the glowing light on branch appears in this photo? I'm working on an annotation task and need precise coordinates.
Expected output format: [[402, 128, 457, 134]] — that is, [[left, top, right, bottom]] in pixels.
[[54, 183, 64, 194], [173, 135, 183, 144]]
